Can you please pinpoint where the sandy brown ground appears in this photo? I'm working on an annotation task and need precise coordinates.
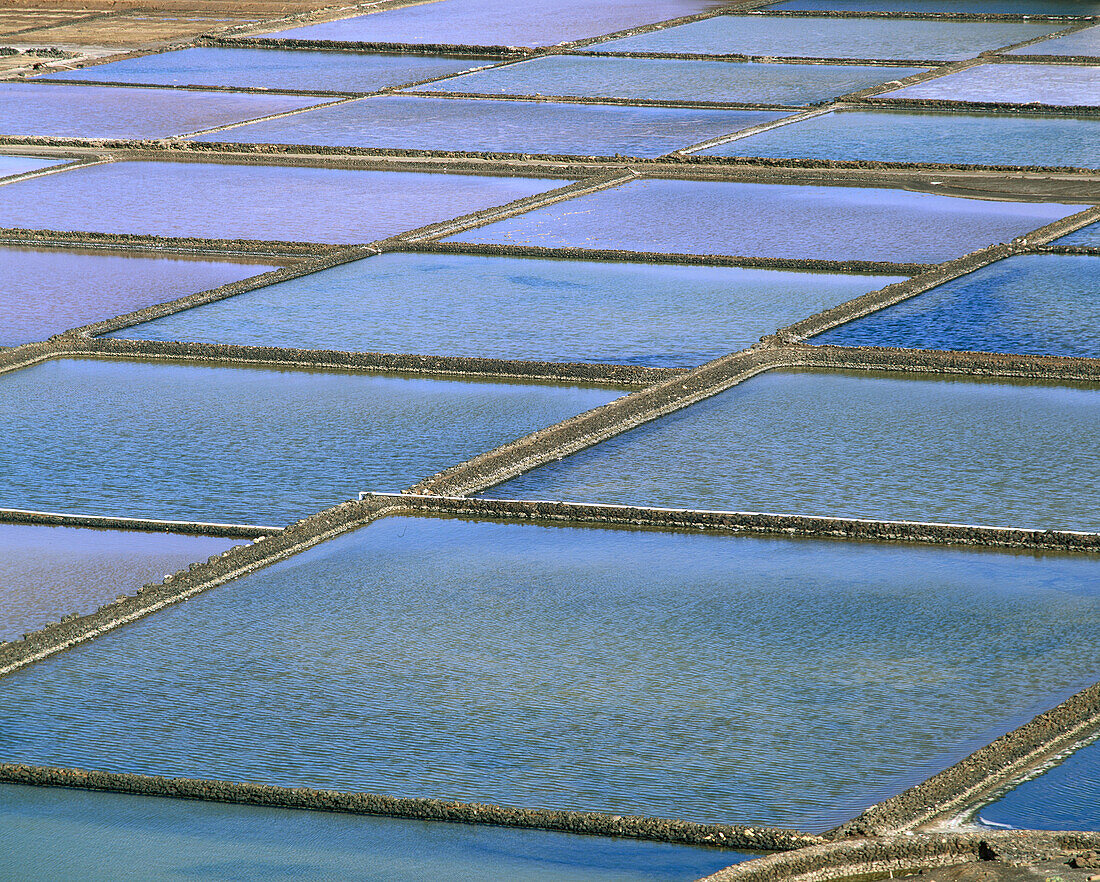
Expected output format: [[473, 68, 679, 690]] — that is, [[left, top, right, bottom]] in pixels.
[[914, 853, 1100, 882]]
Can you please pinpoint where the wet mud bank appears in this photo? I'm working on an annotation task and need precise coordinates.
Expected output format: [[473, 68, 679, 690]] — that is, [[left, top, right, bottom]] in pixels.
[[0, 763, 818, 851]]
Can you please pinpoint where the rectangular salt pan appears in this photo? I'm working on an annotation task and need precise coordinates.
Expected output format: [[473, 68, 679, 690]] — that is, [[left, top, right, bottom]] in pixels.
[[770, 0, 1100, 13], [884, 63, 1100, 107], [1008, 25, 1100, 57], [0, 82, 327, 140], [0, 785, 750, 882], [812, 254, 1100, 358], [265, 0, 737, 48], [0, 516, 1098, 831], [0, 246, 275, 346], [0, 154, 66, 180], [586, 16, 1064, 61], [447, 179, 1086, 264], [41, 47, 488, 93], [415, 56, 926, 106], [704, 108, 1100, 169], [190, 94, 787, 158], [975, 737, 1100, 831], [0, 161, 564, 244], [484, 370, 1100, 532], [0, 358, 617, 525], [110, 251, 902, 367], [0, 523, 240, 642]]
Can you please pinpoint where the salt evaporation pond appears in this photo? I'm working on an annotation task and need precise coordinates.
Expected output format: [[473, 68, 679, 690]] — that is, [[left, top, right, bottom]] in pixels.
[[0, 358, 617, 525], [0, 161, 563, 243], [586, 16, 1062, 60], [1008, 25, 1100, 57], [769, 0, 1100, 13], [0, 785, 748, 882], [0, 154, 65, 180], [0, 82, 325, 140], [42, 47, 487, 93], [1, 517, 1098, 830], [191, 94, 785, 157], [110, 252, 900, 366], [485, 370, 1100, 532], [0, 523, 240, 642], [813, 254, 1100, 357], [266, 0, 744, 49], [0, 246, 275, 345], [447, 179, 1085, 263], [976, 738, 1100, 831], [885, 63, 1100, 107], [702, 109, 1099, 169], [415, 56, 925, 105]]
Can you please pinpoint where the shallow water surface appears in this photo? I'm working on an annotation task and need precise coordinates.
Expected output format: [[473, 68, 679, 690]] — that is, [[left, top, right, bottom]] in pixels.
[[0, 785, 748, 882], [1, 517, 1098, 830], [769, 0, 1100, 13], [447, 179, 1084, 263], [0, 524, 240, 642], [417, 56, 925, 105], [0, 246, 274, 345], [1008, 24, 1100, 56], [1055, 220, 1100, 246], [485, 370, 1100, 531], [885, 62, 1100, 106], [267, 0, 740, 48], [192, 94, 785, 157], [0, 161, 562, 243], [587, 16, 1061, 59], [0, 82, 325, 139], [0, 358, 616, 524], [705, 108, 1099, 168], [813, 254, 1100, 357], [977, 738, 1100, 831], [110, 252, 898, 365], [0, 154, 64, 179], [42, 47, 485, 92]]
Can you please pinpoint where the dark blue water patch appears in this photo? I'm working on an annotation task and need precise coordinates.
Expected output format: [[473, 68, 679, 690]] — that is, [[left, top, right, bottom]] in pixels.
[[446, 178, 1086, 264], [1055, 220, 1100, 246], [108, 251, 901, 367], [0, 161, 563, 244], [1, 516, 1098, 831], [191, 94, 787, 158], [0, 784, 750, 882], [0, 154, 65, 179], [768, 0, 1100, 13], [812, 254, 1100, 357], [483, 369, 1100, 532], [701, 109, 1099, 169], [415, 56, 926, 106], [976, 737, 1100, 831], [586, 16, 1064, 60], [884, 63, 1100, 107], [0, 358, 617, 525], [0, 82, 326, 140], [1008, 24, 1100, 56], [41, 47, 487, 93]]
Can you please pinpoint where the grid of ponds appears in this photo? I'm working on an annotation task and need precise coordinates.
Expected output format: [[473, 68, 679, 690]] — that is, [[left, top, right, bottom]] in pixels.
[[3, 0, 1100, 877]]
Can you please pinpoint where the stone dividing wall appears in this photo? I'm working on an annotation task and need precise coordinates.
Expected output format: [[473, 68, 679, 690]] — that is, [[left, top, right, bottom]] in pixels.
[[0, 507, 278, 538], [0, 763, 819, 851]]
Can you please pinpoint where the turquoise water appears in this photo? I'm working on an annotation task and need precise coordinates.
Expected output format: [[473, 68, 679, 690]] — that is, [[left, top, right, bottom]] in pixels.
[[0, 358, 617, 525], [191, 94, 786, 157], [267, 0, 740, 48], [485, 370, 1100, 531], [448, 179, 1085, 263], [769, 0, 1100, 13], [886, 63, 1100, 106], [0, 523, 240, 642], [0, 785, 749, 882], [813, 254, 1100, 357], [977, 738, 1100, 831], [1009, 24, 1100, 55], [1, 517, 1098, 830], [0, 246, 274, 345], [109, 252, 900, 366], [0, 154, 64, 179], [587, 16, 1062, 59], [416, 56, 925, 105], [42, 47, 485, 92], [703, 108, 1099, 168], [1056, 221, 1100, 246], [0, 82, 324, 139], [0, 161, 561, 243]]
